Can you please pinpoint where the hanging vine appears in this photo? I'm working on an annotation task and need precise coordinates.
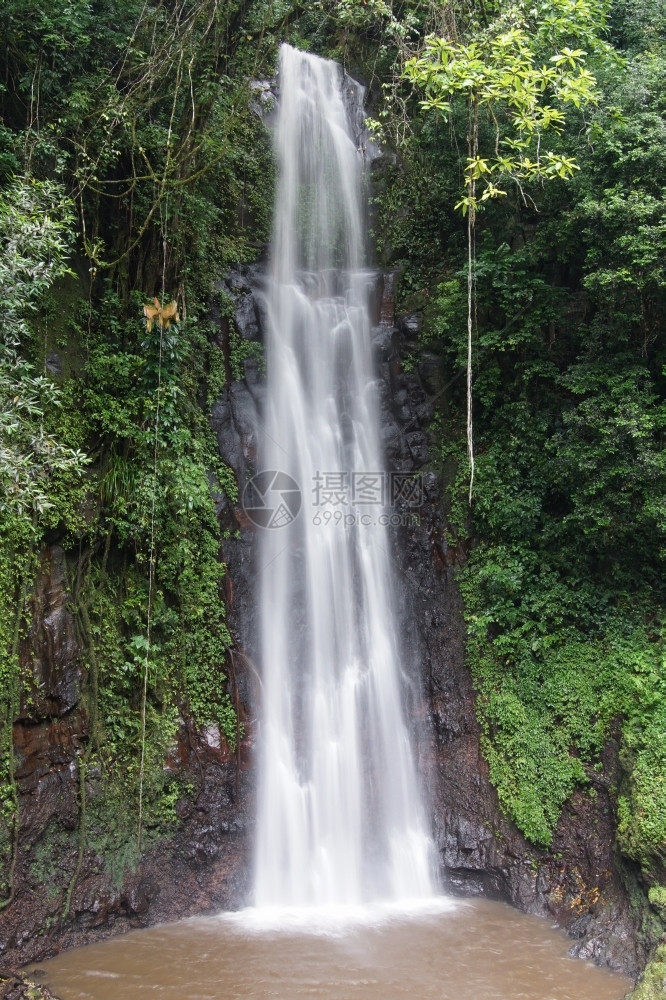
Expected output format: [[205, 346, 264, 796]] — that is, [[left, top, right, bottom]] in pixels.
[[466, 95, 477, 503], [403, 0, 603, 500], [136, 242, 177, 853]]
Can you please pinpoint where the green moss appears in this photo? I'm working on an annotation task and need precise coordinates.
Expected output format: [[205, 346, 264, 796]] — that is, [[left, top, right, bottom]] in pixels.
[[1, 278, 242, 877], [648, 888, 666, 922], [626, 945, 666, 1000], [618, 708, 666, 867], [229, 327, 265, 383], [462, 602, 661, 846], [34, 272, 90, 379]]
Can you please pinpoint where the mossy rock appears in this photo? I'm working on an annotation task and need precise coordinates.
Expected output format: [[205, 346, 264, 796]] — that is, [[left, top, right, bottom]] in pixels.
[[626, 945, 666, 1000], [648, 887, 666, 923], [0, 970, 61, 999]]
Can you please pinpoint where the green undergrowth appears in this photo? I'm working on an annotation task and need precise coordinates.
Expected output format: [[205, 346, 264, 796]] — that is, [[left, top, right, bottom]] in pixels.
[[51, 294, 243, 866], [461, 561, 663, 848], [444, 363, 665, 850], [440, 358, 665, 859]]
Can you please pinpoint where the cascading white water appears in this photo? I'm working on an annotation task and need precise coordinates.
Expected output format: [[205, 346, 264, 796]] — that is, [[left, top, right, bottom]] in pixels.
[[254, 43, 436, 909]]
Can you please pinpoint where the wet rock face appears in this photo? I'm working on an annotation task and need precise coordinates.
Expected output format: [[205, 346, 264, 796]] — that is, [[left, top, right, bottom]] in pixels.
[[0, 546, 256, 970], [211, 382, 260, 483], [2, 710, 254, 967], [209, 266, 264, 669], [19, 547, 83, 721]]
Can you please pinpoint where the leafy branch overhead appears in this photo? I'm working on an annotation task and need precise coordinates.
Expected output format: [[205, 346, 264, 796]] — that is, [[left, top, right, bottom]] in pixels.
[[403, 0, 606, 214]]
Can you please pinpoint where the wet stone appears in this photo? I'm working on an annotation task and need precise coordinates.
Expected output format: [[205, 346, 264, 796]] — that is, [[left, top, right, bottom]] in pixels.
[[234, 294, 260, 341], [371, 326, 396, 361]]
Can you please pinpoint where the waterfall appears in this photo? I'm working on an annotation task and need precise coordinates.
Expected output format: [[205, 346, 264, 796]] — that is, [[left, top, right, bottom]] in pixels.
[[253, 43, 436, 909]]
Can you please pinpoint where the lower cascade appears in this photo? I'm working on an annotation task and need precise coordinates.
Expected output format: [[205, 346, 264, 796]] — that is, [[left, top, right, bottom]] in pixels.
[[253, 43, 437, 909]]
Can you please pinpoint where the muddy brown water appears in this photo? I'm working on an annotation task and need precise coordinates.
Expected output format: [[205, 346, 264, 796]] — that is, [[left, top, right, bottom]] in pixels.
[[31, 898, 632, 1000]]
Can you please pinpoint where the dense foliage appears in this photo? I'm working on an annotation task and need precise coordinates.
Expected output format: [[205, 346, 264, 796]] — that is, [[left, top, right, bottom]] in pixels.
[[0, 0, 664, 981]]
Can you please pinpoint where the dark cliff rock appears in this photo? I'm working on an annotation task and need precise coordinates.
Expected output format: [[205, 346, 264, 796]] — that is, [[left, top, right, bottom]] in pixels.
[[19, 548, 83, 722]]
